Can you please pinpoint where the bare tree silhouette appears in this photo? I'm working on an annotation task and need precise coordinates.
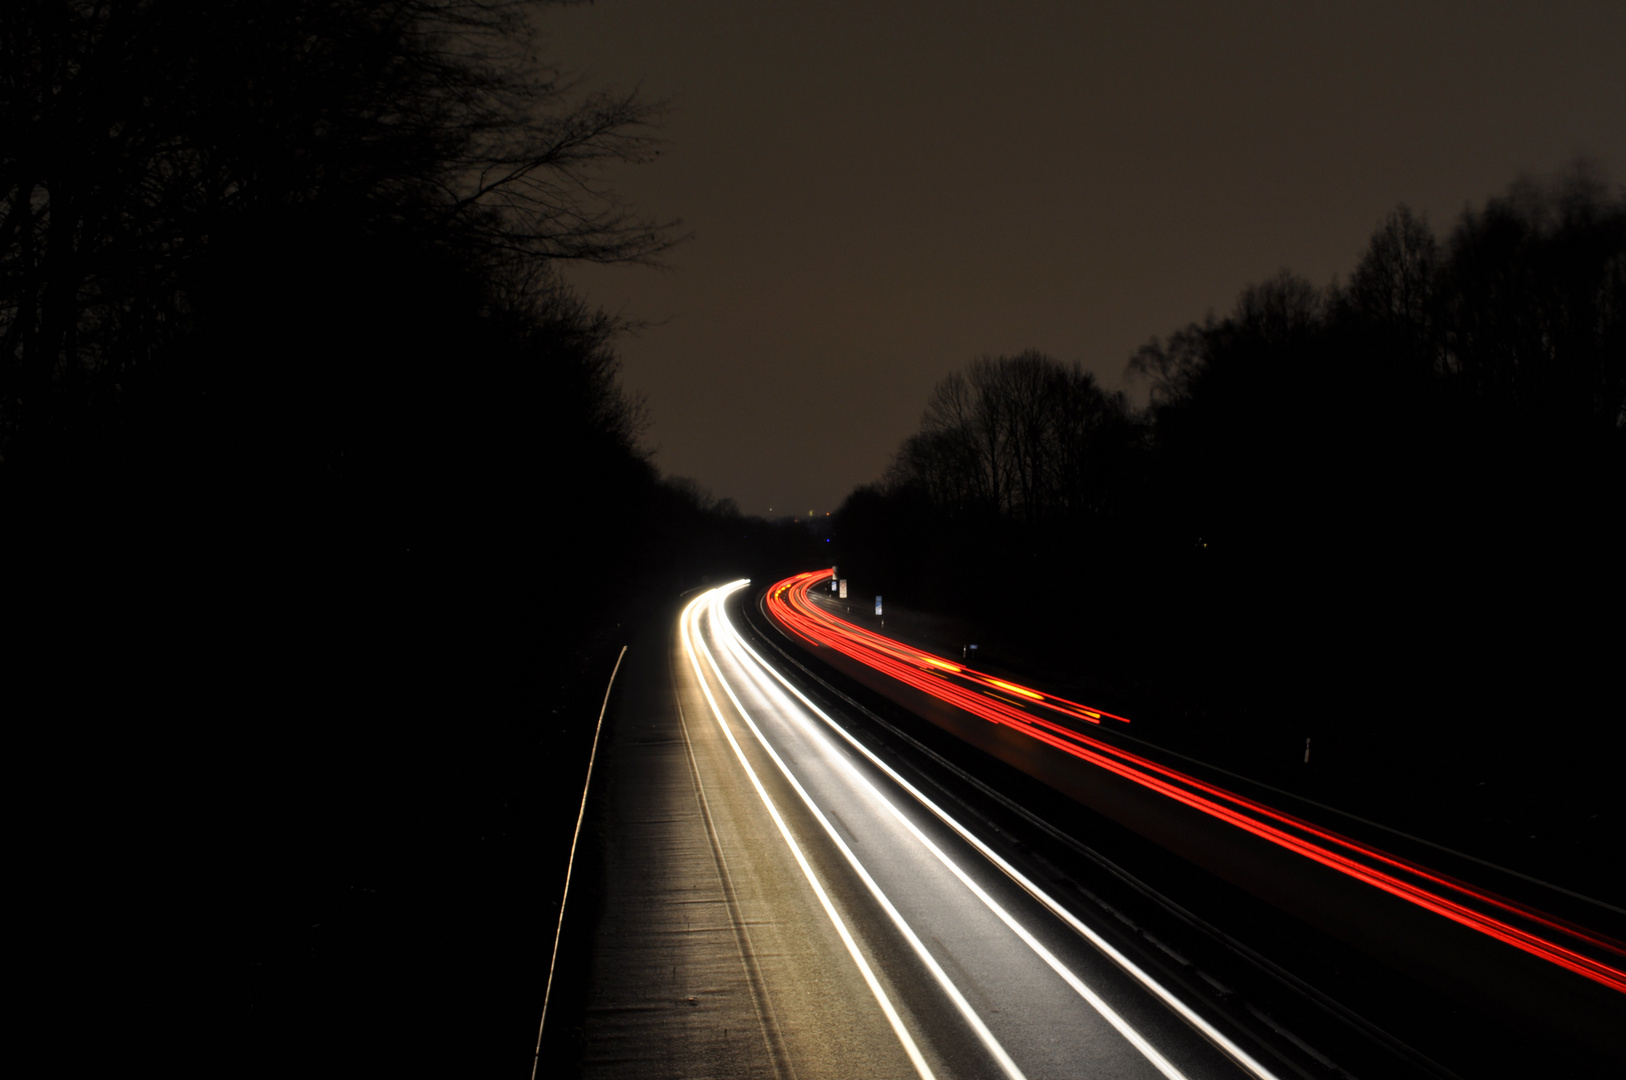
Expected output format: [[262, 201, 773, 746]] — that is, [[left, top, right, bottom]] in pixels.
[[1, 0, 678, 472]]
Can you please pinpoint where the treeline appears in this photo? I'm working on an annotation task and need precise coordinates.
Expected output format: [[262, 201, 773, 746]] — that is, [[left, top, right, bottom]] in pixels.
[[836, 165, 1624, 787], [2, 4, 815, 1076], [3, 1, 674, 572], [0, 0, 821, 695], [887, 353, 1142, 527]]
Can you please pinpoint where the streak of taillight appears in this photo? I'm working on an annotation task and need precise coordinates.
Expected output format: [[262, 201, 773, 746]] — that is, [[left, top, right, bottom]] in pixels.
[[764, 570, 1626, 995]]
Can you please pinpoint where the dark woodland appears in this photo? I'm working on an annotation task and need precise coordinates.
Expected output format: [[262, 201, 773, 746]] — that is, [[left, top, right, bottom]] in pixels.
[[3, 2, 815, 1074], [834, 171, 1625, 904]]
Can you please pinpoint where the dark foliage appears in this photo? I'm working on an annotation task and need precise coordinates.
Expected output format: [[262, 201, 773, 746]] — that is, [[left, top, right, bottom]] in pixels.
[[0, 3, 791, 1076], [833, 165, 1625, 898], [857, 350, 1148, 619]]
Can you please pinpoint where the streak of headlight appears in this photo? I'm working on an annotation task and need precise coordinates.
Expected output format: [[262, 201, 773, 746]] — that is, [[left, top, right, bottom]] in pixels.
[[679, 586, 938, 1080], [718, 595, 1279, 1080], [716, 630, 1189, 1080], [696, 586, 1029, 1080]]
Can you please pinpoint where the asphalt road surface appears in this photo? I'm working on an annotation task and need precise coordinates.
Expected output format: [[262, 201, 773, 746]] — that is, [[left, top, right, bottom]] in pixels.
[[571, 582, 1281, 1080]]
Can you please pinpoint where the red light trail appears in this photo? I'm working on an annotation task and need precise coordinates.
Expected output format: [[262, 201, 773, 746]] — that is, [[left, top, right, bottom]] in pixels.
[[765, 569, 1626, 995]]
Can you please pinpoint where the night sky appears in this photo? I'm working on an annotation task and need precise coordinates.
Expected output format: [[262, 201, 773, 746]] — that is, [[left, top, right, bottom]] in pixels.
[[547, 1, 1626, 518]]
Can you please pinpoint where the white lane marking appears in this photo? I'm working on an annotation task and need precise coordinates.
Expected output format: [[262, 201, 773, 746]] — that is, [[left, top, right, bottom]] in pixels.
[[532, 643, 628, 1080], [680, 588, 938, 1080], [726, 597, 1284, 1080], [672, 672, 797, 1079], [699, 588, 1029, 1080]]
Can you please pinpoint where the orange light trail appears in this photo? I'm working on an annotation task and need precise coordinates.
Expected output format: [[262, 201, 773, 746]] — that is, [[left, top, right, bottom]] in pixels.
[[764, 569, 1626, 995], [987, 678, 1044, 700]]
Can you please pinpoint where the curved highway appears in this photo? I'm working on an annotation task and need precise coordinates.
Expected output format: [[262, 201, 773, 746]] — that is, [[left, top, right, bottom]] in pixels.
[[580, 582, 1287, 1078], [570, 577, 1625, 1078]]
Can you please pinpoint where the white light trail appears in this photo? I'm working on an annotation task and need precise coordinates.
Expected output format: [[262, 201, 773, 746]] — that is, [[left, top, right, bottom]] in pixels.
[[696, 585, 1029, 1080], [717, 587, 1285, 1080], [679, 586, 938, 1080]]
